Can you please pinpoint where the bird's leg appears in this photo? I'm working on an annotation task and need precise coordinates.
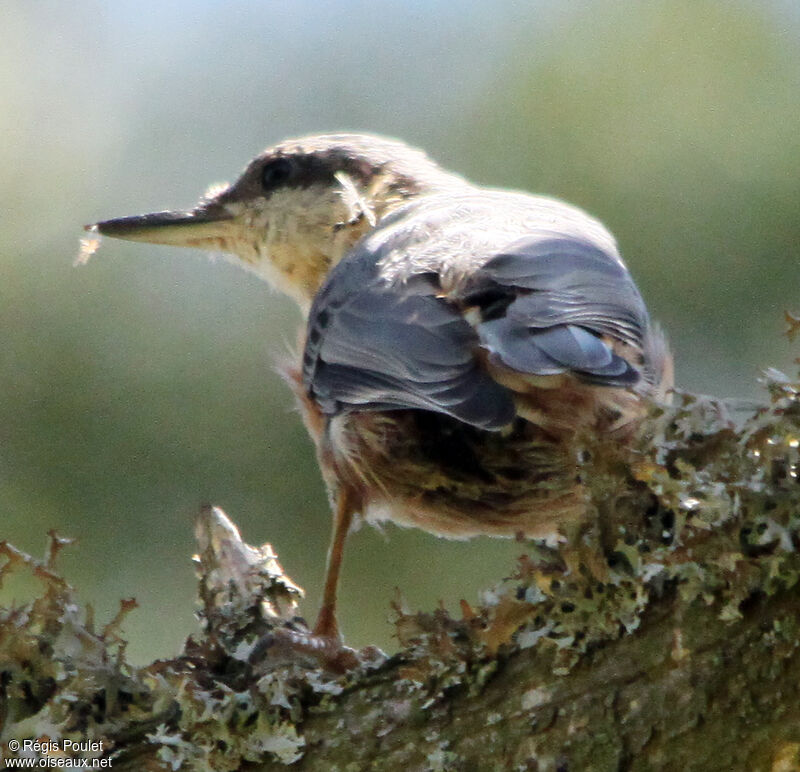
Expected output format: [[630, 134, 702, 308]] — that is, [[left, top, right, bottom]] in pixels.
[[313, 490, 355, 639]]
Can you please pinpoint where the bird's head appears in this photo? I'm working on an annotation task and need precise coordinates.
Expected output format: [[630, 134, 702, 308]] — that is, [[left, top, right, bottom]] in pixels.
[[89, 133, 463, 309]]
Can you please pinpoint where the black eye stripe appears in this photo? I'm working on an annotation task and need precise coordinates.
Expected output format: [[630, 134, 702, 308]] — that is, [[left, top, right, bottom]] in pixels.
[[261, 158, 294, 190], [258, 153, 372, 194]]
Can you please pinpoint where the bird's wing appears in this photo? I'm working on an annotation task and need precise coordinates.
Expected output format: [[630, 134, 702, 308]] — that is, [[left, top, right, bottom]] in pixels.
[[303, 226, 655, 431], [462, 234, 652, 388], [303, 268, 516, 430]]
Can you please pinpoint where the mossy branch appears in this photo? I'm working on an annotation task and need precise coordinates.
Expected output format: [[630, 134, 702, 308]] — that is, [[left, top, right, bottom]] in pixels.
[[1, 351, 799, 771]]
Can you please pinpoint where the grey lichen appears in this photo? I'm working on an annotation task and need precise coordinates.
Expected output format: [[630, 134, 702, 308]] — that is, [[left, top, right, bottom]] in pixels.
[[1, 340, 799, 770]]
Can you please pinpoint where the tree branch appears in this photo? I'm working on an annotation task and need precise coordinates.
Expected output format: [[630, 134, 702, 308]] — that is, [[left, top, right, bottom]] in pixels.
[[1, 359, 798, 771]]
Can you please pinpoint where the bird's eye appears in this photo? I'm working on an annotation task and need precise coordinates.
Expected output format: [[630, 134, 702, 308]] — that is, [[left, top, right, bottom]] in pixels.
[[261, 158, 294, 190]]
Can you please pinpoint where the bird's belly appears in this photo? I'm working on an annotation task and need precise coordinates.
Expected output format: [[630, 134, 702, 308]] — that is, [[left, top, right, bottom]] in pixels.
[[325, 409, 586, 542]]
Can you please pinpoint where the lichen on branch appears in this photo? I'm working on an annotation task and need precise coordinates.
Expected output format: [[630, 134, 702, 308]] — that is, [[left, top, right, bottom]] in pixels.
[[1, 342, 798, 770]]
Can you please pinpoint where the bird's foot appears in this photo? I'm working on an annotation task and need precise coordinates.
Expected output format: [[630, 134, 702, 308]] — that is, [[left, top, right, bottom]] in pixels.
[[253, 627, 357, 672], [249, 626, 384, 674]]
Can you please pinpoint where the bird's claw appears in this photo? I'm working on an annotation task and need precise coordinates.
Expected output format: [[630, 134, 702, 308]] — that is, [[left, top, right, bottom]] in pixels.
[[249, 626, 384, 674]]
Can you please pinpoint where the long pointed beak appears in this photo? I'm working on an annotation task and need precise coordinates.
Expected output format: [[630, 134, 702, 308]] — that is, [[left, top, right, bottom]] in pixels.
[[87, 202, 235, 249]]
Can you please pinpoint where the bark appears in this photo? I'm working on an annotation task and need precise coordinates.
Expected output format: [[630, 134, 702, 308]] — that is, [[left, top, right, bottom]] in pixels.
[[266, 586, 800, 772], [0, 362, 799, 772]]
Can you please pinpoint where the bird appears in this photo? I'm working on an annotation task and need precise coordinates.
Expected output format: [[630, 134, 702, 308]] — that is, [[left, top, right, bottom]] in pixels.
[[88, 133, 672, 642]]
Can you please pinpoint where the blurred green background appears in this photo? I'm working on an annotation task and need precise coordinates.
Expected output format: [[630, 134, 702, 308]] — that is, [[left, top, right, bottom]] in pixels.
[[1, 0, 798, 663]]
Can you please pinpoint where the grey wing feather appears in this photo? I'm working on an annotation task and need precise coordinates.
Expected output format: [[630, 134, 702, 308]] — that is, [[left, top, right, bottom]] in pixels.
[[303, 217, 660, 433], [303, 268, 516, 430], [465, 235, 651, 386]]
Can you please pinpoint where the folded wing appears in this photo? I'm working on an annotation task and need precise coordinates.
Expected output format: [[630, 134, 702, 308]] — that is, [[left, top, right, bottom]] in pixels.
[[464, 235, 650, 387], [303, 229, 657, 431], [303, 270, 517, 430]]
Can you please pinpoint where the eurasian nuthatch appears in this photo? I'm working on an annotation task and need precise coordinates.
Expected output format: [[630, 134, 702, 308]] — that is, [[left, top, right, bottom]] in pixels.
[[88, 133, 672, 640]]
